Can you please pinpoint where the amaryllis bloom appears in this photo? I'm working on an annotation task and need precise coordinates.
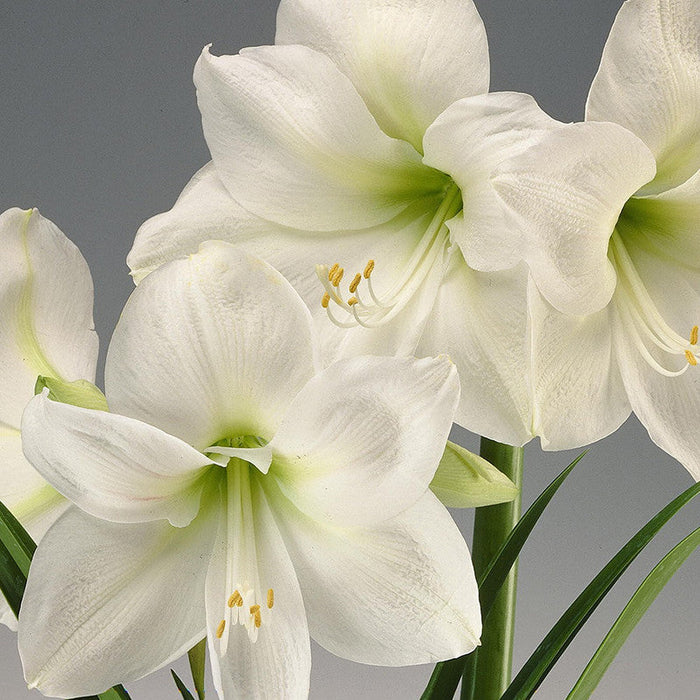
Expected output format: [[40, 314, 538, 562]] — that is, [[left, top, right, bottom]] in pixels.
[[0, 207, 98, 629], [18, 243, 480, 699], [127, 0, 648, 447], [492, 0, 700, 477]]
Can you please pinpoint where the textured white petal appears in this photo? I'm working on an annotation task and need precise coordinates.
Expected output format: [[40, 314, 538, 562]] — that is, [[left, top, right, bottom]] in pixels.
[[206, 477, 310, 700], [587, 0, 700, 191], [276, 0, 489, 151], [492, 120, 656, 315], [417, 255, 534, 446], [194, 45, 443, 231], [0, 208, 97, 430], [107, 242, 318, 449], [269, 356, 459, 527], [128, 163, 447, 366], [21, 392, 214, 527], [19, 505, 214, 698], [528, 281, 631, 450], [422, 92, 558, 272], [274, 487, 481, 665]]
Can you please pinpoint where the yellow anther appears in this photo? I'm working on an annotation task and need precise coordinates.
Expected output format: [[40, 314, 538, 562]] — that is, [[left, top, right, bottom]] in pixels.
[[228, 591, 243, 608], [347, 296, 359, 306], [691, 326, 698, 346], [349, 273, 361, 293], [686, 350, 697, 366], [331, 267, 344, 286], [328, 263, 339, 281], [363, 259, 375, 279], [216, 619, 226, 639], [321, 292, 330, 309], [250, 604, 261, 615], [267, 588, 274, 609], [253, 609, 262, 628]]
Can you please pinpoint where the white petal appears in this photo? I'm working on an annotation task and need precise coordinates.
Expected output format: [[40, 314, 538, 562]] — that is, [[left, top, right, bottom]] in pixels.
[[269, 355, 459, 527], [276, 0, 489, 151], [612, 243, 700, 479], [528, 280, 631, 450], [619, 169, 700, 270], [204, 445, 273, 474], [587, 0, 700, 191], [491, 120, 656, 315], [128, 163, 447, 366], [273, 487, 480, 665], [0, 208, 97, 430], [107, 242, 318, 449], [21, 392, 214, 527], [422, 92, 559, 273], [19, 505, 214, 698], [194, 45, 443, 231], [206, 478, 310, 700], [417, 255, 534, 446]]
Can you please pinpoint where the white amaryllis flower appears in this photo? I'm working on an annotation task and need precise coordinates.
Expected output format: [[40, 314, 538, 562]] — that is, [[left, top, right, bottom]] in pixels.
[[491, 0, 700, 477], [0, 207, 98, 630], [18, 243, 480, 699], [127, 0, 652, 448]]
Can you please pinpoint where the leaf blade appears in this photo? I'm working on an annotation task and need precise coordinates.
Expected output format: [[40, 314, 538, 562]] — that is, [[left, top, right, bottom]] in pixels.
[[567, 525, 700, 699], [502, 481, 700, 700], [187, 638, 207, 699], [171, 669, 197, 700]]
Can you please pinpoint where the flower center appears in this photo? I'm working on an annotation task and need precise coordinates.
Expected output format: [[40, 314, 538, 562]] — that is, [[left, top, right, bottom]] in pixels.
[[610, 230, 698, 376], [214, 457, 274, 653], [316, 182, 462, 329]]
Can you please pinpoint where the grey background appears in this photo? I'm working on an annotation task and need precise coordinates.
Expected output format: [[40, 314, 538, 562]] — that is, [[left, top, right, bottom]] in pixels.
[[1, 1, 698, 698]]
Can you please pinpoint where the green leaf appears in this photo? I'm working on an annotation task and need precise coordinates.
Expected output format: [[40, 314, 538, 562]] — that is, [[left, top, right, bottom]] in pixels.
[[430, 441, 518, 509], [171, 669, 196, 700], [421, 452, 585, 700], [34, 375, 109, 411], [0, 499, 36, 577], [188, 638, 207, 699], [501, 480, 700, 700], [0, 499, 131, 700], [567, 525, 700, 699]]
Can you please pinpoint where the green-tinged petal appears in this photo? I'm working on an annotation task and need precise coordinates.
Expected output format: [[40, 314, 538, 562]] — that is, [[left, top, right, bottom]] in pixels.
[[587, 0, 700, 192], [430, 440, 518, 509], [528, 280, 631, 450], [22, 392, 214, 526], [275, 0, 489, 151], [0, 208, 97, 429], [34, 375, 108, 411], [491, 120, 656, 315], [416, 255, 533, 446], [269, 356, 459, 527], [619, 168, 700, 270], [273, 488, 480, 665], [19, 505, 214, 698], [194, 45, 442, 232], [128, 162, 448, 365], [206, 477, 310, 699], [107, 243, 318, 449]]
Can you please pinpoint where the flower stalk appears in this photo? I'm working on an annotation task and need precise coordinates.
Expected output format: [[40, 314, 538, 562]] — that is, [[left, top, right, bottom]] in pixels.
[[462, 438, 523, 700]]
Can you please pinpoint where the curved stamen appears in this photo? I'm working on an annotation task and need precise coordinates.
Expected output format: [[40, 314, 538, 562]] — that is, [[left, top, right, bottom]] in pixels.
[[317, 182, 462, 329], [610, 231, 697, 375]]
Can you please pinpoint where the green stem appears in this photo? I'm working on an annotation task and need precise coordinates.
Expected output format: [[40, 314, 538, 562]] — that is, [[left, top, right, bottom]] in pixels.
[[462, 438, 523, 700]]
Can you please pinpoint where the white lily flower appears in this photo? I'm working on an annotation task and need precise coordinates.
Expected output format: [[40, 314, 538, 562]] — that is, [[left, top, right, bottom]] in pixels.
[[18, 243, 480, 699], [126, 0, 653, 447], [0, 207, 98, 629], [490, 0, 700, 475]]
